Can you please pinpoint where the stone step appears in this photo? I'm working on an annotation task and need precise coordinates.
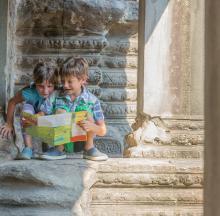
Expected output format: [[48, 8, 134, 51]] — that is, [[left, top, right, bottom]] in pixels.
[[138, 130, 204, 146], [163, 119, 204, 131], [0, 186, 75, 208], [90, 205, 203, 216], [96, 159, 203, 188], [91, 188, 203, 205], [96, 172, 203, 188], [168, 130, 204, 146], [97, 158, 203, 174], [124, 144, 203, 159]]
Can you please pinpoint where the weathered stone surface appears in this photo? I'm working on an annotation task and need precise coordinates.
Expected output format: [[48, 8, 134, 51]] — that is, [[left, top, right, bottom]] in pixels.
[[0, 112, 19, 160], [169, 131, 204, 146], [0, 158, 203, 215], [101, 102, 137, 118], [100, 69, 137, 88], [124, 145, 203, 159], [125, 114, 171, 148], [90, 205, 203, 216], [91, 158, 203, 215], [100, 88, 137, 102], [16, 55, 101, 68], [163, 119, 204, 131], [102, 56, 137, 68], [92, 188, 203, 204], [96, 172, 203, 187], [105, 38, 138, 55], [16, 0, 127, 36], [17, 37, 108, 53], [125, 113, 204, 160], [0, 159, 97, 216], [97, 158, 203, 174], [95, 126, 124, 157]]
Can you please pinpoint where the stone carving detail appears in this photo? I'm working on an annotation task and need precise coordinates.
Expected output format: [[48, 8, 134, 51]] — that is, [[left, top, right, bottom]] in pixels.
[[17, 0, 126, 35], [163, 119, 204, 130], [15, 68, 102, 87], [100, 70, 137, 87], [95, 126, 124, 155], [19, 38, 108, 51], [102, 56, 137, 68], [124, 0, 139, 21], [100, 88, 137, 101], [16, 55, 101, 68], [87, 86, 101, 98], [101, 102, 137, 117], [88, 68, 102, 85], [9, 0, 139, 158], [97, 173, 203, 187], [95, 138, 122, 155], [106, 40, 138, 54]]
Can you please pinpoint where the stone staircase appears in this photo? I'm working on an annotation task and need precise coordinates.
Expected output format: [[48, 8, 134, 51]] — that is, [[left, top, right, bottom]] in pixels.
[[90, 158, 203, 216], [90, 119, 204, 216]]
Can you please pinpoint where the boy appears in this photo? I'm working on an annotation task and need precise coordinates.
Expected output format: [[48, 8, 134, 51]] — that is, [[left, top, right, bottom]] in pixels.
[[0, 62, 57, 159], [40, 57, 108, 161]]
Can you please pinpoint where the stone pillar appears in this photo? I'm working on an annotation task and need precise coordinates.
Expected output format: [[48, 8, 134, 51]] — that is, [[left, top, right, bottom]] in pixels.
[[141, 0, 204, 118], [0, 0, 8, 107], [124, 0, 205, 157], [205, 1, 220, 215]]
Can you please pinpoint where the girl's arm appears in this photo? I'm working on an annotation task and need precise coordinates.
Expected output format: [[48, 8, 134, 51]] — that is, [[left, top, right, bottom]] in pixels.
[[0, 91, 24, 139]]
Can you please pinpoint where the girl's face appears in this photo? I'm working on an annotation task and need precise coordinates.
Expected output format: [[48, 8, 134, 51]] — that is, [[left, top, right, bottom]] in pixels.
[[62, 75, 85, 96], [36, 80, 54, 98]]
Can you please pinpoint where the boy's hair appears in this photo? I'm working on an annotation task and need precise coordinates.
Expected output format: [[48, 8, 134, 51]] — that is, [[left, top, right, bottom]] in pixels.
[[33, 62, 58, 84], [60, 57, 89, 80]]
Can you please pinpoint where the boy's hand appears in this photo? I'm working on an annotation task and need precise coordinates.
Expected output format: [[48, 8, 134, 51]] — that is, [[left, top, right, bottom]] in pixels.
[[21, 112, 44, 127], [0, 123, 14, 139], [21, 117, 37, 127], [78, 120, 97, 133]]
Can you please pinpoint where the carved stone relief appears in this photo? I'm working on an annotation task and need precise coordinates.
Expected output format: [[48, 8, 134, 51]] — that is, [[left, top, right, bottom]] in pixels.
[[5, 0, 139, 156]]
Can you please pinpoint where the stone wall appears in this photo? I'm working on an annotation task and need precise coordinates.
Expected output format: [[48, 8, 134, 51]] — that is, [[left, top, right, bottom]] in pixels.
[[6, 0, 139, 156]]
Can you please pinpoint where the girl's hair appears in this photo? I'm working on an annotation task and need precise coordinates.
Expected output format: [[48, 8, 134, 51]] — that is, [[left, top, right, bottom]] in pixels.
[[59, 57, 89, 80], [33, 62, 58, 84]]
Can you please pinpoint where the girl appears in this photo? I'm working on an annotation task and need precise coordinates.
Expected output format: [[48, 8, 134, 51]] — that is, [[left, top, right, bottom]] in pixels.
[[0, 62, 57, 159]]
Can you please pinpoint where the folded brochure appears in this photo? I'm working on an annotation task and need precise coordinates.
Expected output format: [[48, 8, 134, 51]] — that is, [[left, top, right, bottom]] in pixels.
[[24, 111, 88, 145]]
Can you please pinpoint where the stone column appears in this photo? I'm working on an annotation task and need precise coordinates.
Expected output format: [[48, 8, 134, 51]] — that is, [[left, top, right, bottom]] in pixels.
[[140, 0, 204, 118], [124, 0, 205, 157], [205, 1, 220, 215], [0, 0, 8, 107]]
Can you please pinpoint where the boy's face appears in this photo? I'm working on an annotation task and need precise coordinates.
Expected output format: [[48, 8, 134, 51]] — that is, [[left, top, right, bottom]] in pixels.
[[36, 80, 54, 98], [62, 75, 85, 96]]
